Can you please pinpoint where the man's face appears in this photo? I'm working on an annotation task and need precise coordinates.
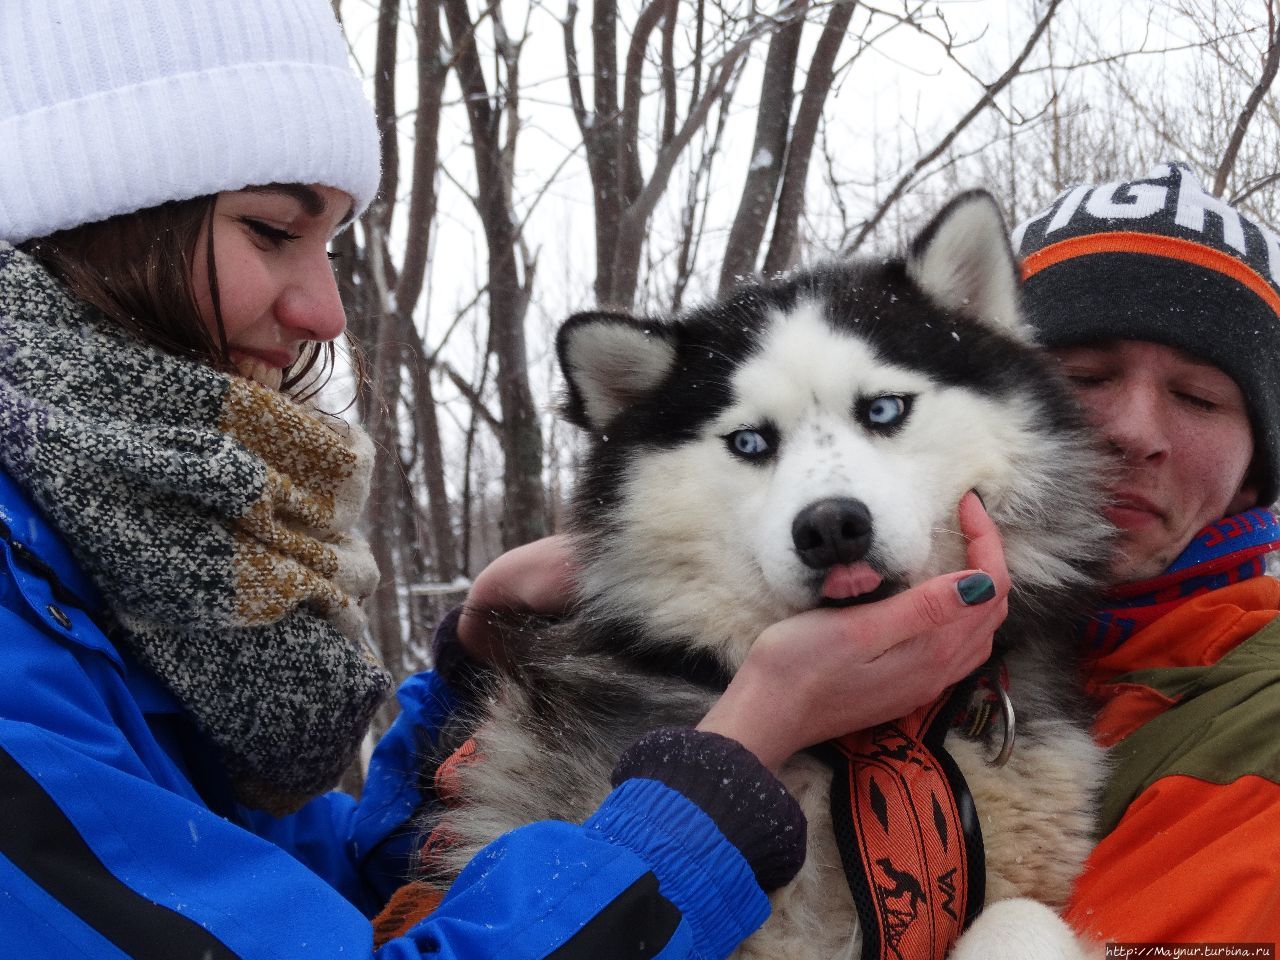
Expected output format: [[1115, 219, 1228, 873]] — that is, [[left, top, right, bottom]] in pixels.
[[1052, 340, 1259, 582]]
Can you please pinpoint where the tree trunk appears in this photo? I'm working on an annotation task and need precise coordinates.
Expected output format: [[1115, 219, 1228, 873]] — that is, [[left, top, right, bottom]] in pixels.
[[444, 0, 547, 547], [718, 0, 808, 293], [762, 0, 855, 275]]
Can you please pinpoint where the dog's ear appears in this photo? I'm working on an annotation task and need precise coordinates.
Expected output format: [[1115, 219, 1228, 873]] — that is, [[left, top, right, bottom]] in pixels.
[[906, 190, 1026, 338], [557, 311, 679, 431]]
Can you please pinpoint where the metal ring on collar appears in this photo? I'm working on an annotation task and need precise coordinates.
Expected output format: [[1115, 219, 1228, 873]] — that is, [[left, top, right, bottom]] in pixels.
[[989, 682, 1016, 767]]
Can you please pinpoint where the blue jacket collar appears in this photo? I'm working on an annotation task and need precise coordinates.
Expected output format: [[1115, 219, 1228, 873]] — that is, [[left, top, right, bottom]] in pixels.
[[0, 466, 101, 612]]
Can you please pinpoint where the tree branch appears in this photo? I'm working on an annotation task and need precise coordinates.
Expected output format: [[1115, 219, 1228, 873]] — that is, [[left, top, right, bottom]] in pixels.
[[371, 0, 401, 238], [620, 0, 672, 204], [396, 0, 447, 319], [1213, 0, 1280, 196], [842, 0, 1062, 254], [608, 17, 771, 303], [437, 359, 503, 432], [660, 0, 678, 146]]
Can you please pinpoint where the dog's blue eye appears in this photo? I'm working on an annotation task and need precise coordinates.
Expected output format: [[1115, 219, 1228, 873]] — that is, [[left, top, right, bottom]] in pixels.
[[867, 396, 904, 423], [860, 394, 913, 432], [725, 428, 775, 461], [734, 431, 769, 455]]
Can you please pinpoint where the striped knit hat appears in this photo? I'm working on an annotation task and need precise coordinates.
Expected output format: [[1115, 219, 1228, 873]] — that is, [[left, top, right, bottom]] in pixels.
[[0, 0, 381, 244], [1013, 162, 1280, 504]]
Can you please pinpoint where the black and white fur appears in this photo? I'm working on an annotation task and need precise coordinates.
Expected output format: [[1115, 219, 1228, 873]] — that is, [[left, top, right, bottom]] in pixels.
[[424, 193, 1113, 959]]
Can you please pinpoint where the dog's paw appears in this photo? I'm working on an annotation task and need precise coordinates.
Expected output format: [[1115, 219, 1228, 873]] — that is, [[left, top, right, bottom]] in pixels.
[[949, 898, 1099, 960]]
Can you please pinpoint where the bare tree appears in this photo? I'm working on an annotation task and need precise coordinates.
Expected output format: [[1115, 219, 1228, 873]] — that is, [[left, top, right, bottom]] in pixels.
[[443, 0, 547, 549], [332, 0, 456, 702], [566, 0, 778, 307], [842, 0, 1063, 254], [1044, 0, 1280, 223], [323, 0, 1280, 782], [719, 0, 810, 292], [759, 0, 858, 275], [1212, 0, 1280, 196]]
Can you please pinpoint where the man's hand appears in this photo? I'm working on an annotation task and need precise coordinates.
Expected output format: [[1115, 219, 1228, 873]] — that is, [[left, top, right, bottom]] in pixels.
[[698, 492, 1009, 771]]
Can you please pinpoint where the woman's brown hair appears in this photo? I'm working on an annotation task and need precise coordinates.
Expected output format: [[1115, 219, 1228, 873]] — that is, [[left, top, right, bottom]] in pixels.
[[19, 193, 332, 396]]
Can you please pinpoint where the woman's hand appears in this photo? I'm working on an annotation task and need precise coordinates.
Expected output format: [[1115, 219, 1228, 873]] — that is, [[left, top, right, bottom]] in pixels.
[[456, 535, 579, 666], [697, 492, 1009, 771]]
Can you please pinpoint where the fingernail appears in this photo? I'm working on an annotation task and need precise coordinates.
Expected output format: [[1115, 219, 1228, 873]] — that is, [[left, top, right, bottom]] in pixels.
[[957, 572, 996, 605], [969, 488, 986, 509]]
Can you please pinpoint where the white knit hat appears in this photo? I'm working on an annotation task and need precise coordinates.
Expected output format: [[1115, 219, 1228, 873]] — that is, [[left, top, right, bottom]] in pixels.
[[0, 0, 381, 244]]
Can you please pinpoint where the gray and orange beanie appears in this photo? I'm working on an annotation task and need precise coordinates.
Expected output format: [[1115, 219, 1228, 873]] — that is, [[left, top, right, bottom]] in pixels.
[[1013, 162, 1280, 504]]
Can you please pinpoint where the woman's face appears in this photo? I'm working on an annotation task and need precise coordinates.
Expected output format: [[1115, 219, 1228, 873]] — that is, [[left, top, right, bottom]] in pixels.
[[191, 184, 354, 390]]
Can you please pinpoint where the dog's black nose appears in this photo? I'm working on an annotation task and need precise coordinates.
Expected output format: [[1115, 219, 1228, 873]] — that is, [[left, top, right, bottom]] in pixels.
[[792, 498, 873, 568]]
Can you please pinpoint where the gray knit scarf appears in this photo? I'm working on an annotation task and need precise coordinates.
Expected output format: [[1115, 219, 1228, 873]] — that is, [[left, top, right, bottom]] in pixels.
[[0, 242, 390, 814]]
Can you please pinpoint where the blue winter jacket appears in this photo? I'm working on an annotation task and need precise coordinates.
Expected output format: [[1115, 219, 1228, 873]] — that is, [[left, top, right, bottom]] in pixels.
[[0, 466, 770, 958]]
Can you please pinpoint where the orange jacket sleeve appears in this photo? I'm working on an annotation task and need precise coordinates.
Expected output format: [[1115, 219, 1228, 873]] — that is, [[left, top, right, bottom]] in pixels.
[[1067, 774, 1280, 941], [1067, 580, 1280, 942]]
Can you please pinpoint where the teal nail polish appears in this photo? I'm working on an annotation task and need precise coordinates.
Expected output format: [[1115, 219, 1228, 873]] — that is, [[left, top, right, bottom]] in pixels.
[[957, 572, 995, 605]]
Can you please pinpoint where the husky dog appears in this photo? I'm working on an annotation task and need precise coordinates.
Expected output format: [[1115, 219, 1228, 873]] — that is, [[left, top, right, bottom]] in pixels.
[[424, 192, 1113, 958]]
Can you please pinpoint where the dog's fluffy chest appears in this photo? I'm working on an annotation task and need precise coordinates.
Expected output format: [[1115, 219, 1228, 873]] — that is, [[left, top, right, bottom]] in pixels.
[[740, 753, 862, 960]]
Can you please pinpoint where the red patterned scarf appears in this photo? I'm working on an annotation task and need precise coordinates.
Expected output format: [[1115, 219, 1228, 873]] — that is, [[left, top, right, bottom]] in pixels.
[[1084, 508, 1280, 655]]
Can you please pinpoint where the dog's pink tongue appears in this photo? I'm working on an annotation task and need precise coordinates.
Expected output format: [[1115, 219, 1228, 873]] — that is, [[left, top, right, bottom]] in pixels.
[[821, 563, 883, 601]]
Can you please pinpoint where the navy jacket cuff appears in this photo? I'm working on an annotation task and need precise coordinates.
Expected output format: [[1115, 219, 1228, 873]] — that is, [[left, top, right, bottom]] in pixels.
[[611, 727, 806, 892]]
